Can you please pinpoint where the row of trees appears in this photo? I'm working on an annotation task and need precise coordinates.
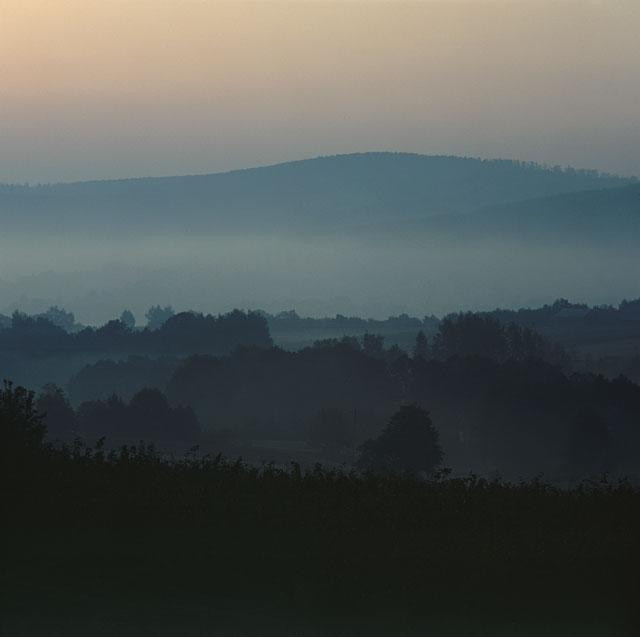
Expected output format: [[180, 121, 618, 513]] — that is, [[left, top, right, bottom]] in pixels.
[[0, 309, 272, 356], [62, 335, 631, 480], [415, 313, 571, 366], [0, 304, 177, 333], [4, 310, 637, 480], [36, 383, 201, 445], [13, 381, 443, 476], [310, 313, 570, 367]]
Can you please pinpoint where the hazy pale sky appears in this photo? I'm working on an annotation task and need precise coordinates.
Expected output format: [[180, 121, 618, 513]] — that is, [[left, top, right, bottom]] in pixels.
[[1, 0, 639, 183]]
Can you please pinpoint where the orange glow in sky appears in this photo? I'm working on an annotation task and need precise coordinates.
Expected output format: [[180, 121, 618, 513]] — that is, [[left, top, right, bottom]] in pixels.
[[1, 1, 639, 182]]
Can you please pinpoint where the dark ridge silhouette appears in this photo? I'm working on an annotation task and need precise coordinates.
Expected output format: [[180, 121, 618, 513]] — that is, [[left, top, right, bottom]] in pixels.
[[0, 153, 633, 235]]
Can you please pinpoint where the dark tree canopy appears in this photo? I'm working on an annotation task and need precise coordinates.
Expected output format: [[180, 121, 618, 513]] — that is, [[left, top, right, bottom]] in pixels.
[[362, 333, 385, 358], [357, 404, 443, 475], [145, 305, 175, 330], [413, 330, 429, 359], [37, 306, 77, 332], [0, 381, 46, 460], [36, 384, 77, 440], [0, 309, 272, 358], [77, 388, 201, 444], [119, 310, 136, 330], [432, 313, 507, 360], [431, 312, 569, 367]]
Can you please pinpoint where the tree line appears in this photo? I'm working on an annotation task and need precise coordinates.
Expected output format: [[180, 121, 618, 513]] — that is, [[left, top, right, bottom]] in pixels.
[[30, 313, 640, 482], [0, 308, 272, 356]]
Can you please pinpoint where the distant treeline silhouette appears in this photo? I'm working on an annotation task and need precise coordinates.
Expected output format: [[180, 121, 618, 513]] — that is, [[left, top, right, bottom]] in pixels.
[[259, 299, 640, 378], [37, 383, 201, 445], [34, 313, 638, 481], [0, 308, 271, 356], [1, 301, 639, 480], [2, 296, 639, 355]]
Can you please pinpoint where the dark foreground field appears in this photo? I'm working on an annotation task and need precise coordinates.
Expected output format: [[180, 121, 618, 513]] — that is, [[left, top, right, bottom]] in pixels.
[[3, 437, 639, 637]]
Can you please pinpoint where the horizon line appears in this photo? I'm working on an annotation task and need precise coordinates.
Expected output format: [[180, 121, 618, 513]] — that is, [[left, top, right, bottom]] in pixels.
[[2, 151, 633, 188]]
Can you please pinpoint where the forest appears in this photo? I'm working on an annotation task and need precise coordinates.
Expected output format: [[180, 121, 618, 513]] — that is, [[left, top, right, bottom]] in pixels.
[[2, 300, 639, 485]]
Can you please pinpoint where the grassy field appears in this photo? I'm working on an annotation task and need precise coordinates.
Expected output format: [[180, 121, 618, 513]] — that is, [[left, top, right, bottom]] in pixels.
[[3, 446, 639, 635]]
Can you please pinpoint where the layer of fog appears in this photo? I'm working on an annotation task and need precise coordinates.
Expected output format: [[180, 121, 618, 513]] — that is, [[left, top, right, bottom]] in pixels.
[[1, 234, 638, 324]]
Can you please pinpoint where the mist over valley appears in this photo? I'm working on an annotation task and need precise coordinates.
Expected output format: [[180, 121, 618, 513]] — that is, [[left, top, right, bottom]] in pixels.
[[2, 153, 638, 322]]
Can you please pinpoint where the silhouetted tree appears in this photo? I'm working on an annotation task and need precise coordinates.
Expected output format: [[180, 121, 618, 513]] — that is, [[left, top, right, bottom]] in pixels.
[[36, 384, 77, 440], [432, 313, 506, 360], [357, 404, 442, 475], [146, 305, 175, 330], [119, 310, 136, 330], [362, 333, 385, 358], [413, 330, 428, 359], [77, 388, 201, 444], [0, 380, 46, 458], [39, 306, 76, 332], [0, 308, 271, 360]]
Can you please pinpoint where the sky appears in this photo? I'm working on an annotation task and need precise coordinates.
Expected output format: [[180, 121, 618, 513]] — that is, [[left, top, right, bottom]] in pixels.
[[1, 0, 639, 184]]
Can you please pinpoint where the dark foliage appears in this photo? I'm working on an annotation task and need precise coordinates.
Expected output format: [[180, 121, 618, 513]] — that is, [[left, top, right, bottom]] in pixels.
[[35, 383, 78, 439], [67, 355, 179, 404], [119, 309, 136, 330], [413, 329, 428, 359], [145, 304, 174, 330], [65, 327, 640, 481], [166, 344, 395, 441], [0, 380, 46, 460], [0, 308, 272, 357], [431, 312, 569, 366], [76, 388, 201, 445], [2, 407, 639, 625], [357, 404, 443, 475]]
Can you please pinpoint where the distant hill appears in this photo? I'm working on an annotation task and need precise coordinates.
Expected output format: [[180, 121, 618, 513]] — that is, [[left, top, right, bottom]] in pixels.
[[0, 153, 633, 235], [358, 182, 640, 245], [472, 183, 640, 243]]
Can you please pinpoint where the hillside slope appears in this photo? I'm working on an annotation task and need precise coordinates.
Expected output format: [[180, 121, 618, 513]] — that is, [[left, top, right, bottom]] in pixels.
[[1, 153, 633, 235], [361, 182, 640, 245]]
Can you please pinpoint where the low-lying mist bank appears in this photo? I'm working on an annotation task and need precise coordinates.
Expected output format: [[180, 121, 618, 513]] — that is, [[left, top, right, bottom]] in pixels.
[[1, 233, 638, 324]]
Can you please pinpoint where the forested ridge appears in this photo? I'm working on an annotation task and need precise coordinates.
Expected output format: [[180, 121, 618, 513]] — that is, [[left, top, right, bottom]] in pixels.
[[1, 153, 633, 235]]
